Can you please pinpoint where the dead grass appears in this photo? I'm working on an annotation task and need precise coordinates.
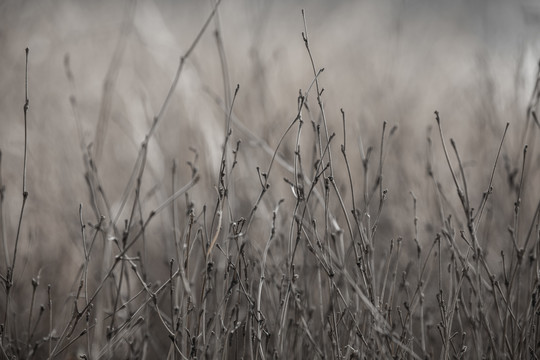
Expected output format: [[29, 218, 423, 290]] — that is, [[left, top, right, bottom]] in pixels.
[[1, 1, 540, 359]]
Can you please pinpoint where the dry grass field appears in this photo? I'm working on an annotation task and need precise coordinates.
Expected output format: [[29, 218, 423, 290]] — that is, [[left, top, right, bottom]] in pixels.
[[1, 0, 540, 358]]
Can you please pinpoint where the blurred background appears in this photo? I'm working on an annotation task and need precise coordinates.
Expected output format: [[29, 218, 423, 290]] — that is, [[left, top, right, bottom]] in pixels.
[[1, 0, 540, 318]]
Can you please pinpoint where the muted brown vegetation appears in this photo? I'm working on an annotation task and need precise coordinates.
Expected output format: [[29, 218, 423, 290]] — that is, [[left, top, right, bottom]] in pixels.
[[1, 0, 540, 359]]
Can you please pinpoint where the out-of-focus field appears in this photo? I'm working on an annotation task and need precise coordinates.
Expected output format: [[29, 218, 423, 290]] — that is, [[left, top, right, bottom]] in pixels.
[[1, 0, 540, 358]]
